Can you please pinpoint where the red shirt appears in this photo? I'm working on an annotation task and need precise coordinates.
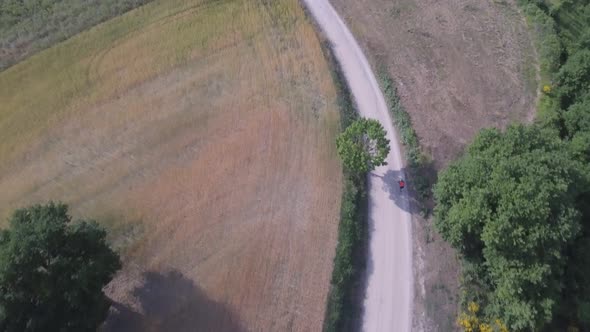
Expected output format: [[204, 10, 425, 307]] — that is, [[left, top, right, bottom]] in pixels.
[[399, 181, 405, 188]]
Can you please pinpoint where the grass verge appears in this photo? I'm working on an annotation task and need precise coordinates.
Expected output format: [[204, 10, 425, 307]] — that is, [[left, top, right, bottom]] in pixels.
[[318, 31, 433, 332], [378, 69, 433, 212], [316, 28, 368, 332], [516, 1, 562, 124]]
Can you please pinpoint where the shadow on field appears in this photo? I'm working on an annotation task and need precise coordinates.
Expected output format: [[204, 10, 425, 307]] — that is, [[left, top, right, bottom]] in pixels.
[[103, 271, 245, 332]]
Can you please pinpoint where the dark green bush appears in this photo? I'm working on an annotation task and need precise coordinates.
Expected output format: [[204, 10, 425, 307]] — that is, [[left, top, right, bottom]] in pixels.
[[555, 50, 590, 108], [319, 39, 368, 332], [520, 2, 562, 75], [324, 174, 366, 332]]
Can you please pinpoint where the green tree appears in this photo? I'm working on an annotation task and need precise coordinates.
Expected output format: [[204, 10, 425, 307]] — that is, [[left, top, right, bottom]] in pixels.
[[336, 118, 390, 173], [434, 125, 584, 330], [0, 202, 121, 332], [556, 50, 590, 109], [563, 92, 590, 139]]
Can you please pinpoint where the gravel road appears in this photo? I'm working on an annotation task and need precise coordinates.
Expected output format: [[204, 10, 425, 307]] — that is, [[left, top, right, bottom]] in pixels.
[[302, 1, 414, 331]]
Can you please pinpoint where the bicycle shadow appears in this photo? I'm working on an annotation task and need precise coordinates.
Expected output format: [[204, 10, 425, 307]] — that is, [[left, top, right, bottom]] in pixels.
[[370, 168, 411, 214]]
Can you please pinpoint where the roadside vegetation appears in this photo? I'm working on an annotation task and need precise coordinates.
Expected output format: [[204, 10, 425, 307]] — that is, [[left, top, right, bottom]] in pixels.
[[379, 71, 433, 208], [436, 1, 590, 330], [322, 47, 368, 332], [328, 0, 537, 329], [0, 0, 154, 70], [328, 115, 388, 331], [0, 203, 121, 331]]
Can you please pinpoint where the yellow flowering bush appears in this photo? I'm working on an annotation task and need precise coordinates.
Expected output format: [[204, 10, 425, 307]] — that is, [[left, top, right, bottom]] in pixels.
[[457, 302, 509, 332], [543, 84, 552, 94]]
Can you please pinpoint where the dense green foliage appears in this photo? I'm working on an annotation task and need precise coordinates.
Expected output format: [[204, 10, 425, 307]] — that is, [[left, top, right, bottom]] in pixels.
[[324, 175, 367, 332], [322, 42, 368, 332], [0, 203, 121, 331], [436, 1, 590, 330], [556, 50, 590, 108], [435, 125, 586, 330], [0, 0, 153, 70], [336, 118, 390, 173]]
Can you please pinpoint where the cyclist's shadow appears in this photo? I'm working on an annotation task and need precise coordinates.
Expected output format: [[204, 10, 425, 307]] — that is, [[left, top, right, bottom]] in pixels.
[[370, 168, 412, 213]]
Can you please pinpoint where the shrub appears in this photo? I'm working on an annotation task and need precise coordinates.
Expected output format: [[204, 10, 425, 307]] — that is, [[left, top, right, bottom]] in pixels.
[[379, 70, 432, 201], [320, 38, 368, 332]]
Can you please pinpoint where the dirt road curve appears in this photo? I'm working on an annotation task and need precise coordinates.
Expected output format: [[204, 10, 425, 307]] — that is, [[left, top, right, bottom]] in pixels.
[[302, 1, 413, 331]]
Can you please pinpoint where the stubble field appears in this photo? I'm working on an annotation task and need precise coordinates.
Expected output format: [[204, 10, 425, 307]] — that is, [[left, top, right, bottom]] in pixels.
[[0, 0, 343, 330]]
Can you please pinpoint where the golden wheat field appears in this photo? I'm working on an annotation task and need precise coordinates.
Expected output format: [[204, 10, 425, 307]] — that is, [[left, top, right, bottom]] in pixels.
[[0, 0, 343, 330]]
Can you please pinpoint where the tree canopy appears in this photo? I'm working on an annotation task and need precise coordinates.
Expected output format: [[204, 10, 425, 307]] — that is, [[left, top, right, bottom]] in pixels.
[[0, 203, 121, 332], [556, 50, 590, 109], [434, 125, 586, 330], [336, 118, 390, 173], [444, 1, 590, 330]]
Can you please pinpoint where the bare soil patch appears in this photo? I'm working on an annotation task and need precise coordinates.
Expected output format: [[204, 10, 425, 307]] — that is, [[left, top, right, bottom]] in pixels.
[[0, 0, 343, 330], [329, 0, 538, 330]]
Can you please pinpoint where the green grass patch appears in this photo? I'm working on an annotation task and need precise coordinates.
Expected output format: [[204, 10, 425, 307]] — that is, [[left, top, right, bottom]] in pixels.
[[518, 1, 562, 80], [517, 0, 564, 128]]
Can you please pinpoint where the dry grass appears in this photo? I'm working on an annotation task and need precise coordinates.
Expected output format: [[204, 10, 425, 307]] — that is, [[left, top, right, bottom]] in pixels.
[[0, 0, 342, 330]]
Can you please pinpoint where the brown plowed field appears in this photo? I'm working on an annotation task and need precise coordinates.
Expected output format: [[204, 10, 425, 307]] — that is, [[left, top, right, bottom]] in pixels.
[[0, 0, 342, 330]]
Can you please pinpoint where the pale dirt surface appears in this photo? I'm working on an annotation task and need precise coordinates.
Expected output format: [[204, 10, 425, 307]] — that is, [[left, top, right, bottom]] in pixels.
[[303, 1, 413, 331], [0, 1, 344, 331], [328, 0, 538, 330]]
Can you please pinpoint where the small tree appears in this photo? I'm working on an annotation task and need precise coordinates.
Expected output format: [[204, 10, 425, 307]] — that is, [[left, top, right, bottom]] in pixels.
[[336, 118, 390, 173], [0, 202, 121, 331]]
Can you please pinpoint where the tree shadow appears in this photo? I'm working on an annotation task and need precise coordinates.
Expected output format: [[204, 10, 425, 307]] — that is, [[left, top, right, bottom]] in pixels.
[[102, 271, 245, 332], [370, 168, 411, 214], [354, 210, 375, 332], [372, 161, 437, 216], [357, 162, 437, 331]]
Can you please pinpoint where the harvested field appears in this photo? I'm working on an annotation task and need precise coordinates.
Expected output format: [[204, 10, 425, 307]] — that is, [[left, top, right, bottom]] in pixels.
[[329, 0, 538, 330], [0, 0, 343, 330]]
